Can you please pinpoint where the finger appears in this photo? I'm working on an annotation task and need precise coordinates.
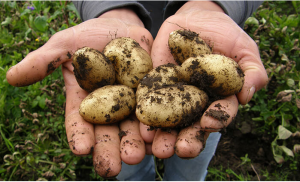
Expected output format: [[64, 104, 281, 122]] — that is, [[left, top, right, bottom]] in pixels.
[[139, 120, 156, 155], [63, 64, 95, 155], [6, 18, 153, 87], [6, 27, 75, 87], [93, 124, 121, 178], [200, 95, 239, 132], [119, 115, 146, 165], [152, 129, 178, 158], [175, 122, 209, 158], [139, 122, 156, 143]]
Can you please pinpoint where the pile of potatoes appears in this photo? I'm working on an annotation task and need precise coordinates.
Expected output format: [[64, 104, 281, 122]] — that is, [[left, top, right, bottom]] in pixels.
[[73, 29, 244, 128], [72, 38, 152, 124]]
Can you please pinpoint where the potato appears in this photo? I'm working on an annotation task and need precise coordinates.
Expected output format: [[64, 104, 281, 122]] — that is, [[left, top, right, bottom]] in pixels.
[[181, 54, 244, 96], [136, 63, 183, 101], [168, 29, 212, 65], [72, 47, 115, 92], [79, 85, 136, 124], [103, 37, 153, 88], [136, 85, 208, 128]]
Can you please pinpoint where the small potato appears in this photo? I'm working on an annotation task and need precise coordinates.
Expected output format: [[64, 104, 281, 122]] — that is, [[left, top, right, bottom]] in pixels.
[[136, 63, 183, 101], [168, 29, 212, 65], [79, 85, 136, 124], [136, 85, 208, 128], [181, 54, 245, 96], [72, 47, 115, 92], [103, 37, 153, 88]]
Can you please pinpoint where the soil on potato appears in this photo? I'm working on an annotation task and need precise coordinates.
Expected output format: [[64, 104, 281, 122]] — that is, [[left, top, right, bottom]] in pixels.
[[72, 53, 91, 81], [176, 29, 208, 47], [170, 29, 212, 65]]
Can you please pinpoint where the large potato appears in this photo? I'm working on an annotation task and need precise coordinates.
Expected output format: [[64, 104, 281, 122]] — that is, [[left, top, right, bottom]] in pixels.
[[79, 85, 136, 124], [136, 85, 208, 128], [72, 47, 115, 92], [103, 37, 153, 88], [181, 54, 245, 96], [168, 29, 212, 65]]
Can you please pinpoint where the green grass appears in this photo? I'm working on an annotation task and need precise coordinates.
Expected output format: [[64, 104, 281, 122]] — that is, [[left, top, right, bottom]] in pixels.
[[1, 0, 300, 181]]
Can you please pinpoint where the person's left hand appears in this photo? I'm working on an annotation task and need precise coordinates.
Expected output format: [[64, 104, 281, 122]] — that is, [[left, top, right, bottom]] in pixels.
[[140, 1, 268, 158]]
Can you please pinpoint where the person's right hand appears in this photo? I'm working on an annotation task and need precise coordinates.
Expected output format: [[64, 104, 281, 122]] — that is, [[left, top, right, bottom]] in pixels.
[[139, 1, 269, 159], [6, 8, 153, 178]]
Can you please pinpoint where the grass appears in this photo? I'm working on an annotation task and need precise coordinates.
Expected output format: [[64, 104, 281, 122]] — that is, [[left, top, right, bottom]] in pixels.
[[1, 0, 299, 181]]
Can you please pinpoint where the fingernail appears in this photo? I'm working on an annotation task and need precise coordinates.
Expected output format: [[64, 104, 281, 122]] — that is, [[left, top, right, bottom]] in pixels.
[[246, 86, 256, 103]]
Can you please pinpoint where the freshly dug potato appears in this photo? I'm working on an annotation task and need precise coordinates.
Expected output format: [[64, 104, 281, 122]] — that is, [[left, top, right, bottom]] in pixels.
[[103, 37, 153, 88], [168, 29, 212, 65], [181, 54, 245, 96], [79, 85, 136, 124], [136, 85, 208, 128], [72, 47, 115, 92], [136, 63, 183, 101]]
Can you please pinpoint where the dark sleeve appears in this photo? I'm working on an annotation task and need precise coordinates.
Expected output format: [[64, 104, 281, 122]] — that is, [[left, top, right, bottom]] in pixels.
[[163, 1, 263, 28], [72, 1, 152, 31], [214, 1, 263, 27]]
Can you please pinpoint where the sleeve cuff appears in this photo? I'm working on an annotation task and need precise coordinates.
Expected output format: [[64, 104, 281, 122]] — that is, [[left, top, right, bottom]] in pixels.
[[214, 1, 263, 27], [162, 1, 262, 28], [73, 1, 152, 31]]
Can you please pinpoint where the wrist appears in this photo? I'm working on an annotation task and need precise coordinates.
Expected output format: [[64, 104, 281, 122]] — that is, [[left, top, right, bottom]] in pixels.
[[176, 0, 225, 14], [98, 8, 144, 28]]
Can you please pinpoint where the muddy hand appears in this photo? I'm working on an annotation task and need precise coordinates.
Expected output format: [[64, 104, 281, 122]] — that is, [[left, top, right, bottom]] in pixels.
[[6, 8, 153, 178], [141, 1, 268, 158]]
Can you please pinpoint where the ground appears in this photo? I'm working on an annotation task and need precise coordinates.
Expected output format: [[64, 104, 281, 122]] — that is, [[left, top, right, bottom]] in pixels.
[[207, 113, 300, 181]]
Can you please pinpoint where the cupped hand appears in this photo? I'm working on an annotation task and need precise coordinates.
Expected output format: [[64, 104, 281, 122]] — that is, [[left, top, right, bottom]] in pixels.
[[6, 8, 153, 178], [140, 1, 268, 158]]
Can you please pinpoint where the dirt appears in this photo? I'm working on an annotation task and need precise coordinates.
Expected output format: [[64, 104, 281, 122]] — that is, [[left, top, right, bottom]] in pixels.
[[169, 29, 212, 65], [141, 35, 150, 46], [205, 109, 230, 123], [72, 53, 91, 81], [118, 130, 127, 139], [206, 112, 300, 181], [72, 48, 115, 92], [47, 57, 61, 74], [67, 51, 72, 59]]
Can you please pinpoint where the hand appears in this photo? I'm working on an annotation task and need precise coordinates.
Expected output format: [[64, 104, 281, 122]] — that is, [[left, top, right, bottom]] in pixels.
[[140, 1, 268, 158], [6, 8, 153, 178]]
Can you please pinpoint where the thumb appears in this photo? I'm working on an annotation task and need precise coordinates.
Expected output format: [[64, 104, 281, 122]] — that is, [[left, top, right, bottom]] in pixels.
[[6, 17, 141, 87], [6, 27, 75, 87]]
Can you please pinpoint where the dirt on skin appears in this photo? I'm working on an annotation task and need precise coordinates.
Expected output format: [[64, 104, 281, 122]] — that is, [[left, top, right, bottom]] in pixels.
[[47, 58, 61, 74], [121, 138, 143, 156], [93, 155, 115, 179], [118, 130, 127, 139]]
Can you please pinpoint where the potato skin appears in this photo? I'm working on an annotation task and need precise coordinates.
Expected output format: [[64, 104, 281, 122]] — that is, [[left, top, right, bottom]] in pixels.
[[103, 37, 153, 88], [168, 29, 212, 65], [136, 63, 183, 101], [181, 54, 245, 96], [136, 85, 208, 128], [79, 85, 136, 124], [72, 47, 115, 92]]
